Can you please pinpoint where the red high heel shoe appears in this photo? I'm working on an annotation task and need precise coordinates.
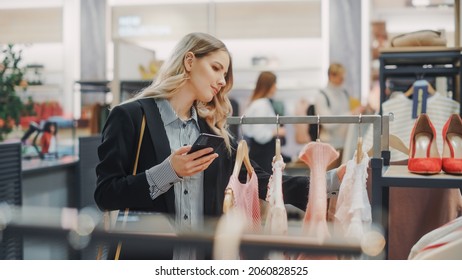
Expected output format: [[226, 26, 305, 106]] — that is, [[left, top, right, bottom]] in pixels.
[[408, 113, 442, 174], [442, 114, 462, 175]]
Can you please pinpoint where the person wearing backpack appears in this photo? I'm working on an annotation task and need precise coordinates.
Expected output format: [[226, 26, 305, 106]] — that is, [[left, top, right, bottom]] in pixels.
[[294, 63, 364, 164]]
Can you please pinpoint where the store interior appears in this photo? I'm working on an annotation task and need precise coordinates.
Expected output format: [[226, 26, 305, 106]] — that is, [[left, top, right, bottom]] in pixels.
[[1, 0, 461, 260]]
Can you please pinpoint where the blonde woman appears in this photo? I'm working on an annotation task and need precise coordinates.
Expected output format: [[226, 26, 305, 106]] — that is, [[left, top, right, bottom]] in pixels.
[[95, 33, 345, 259]]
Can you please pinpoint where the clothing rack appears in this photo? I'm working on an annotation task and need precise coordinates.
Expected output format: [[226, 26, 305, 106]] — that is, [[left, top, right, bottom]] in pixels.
[[227, 115, 383, 159], [1, 206, 362, 259], [228, 114, 393, 260], [3, 116, 390, 259]]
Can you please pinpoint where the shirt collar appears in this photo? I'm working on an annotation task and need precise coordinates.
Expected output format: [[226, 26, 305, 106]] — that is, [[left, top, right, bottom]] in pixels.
[[156, 98, 199, 126]]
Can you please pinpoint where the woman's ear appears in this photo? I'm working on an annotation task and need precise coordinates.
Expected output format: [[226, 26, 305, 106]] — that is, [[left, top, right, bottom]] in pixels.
[[184, 52, 195, 71]]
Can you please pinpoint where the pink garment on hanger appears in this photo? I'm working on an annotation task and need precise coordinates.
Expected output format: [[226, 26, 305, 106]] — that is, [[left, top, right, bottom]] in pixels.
[[335, 150, 372, 241], [297, 141, 339, 260], [299, 141, 339, 240], [225, 170, 260, 232]]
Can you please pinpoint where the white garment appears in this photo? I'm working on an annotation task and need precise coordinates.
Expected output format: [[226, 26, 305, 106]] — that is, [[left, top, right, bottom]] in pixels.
[[264, 159, 288, 260], [213, 208, 248, 260], [409, 216, 462, 260], [364, 92, 460, 161], [334, 150, 371, 242], [264, 159, 288, 236], [242, 98, 276, 144]]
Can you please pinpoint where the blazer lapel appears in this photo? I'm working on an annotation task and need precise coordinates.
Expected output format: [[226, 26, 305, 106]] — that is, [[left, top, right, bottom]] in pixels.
[[138, 98, 175, 214]]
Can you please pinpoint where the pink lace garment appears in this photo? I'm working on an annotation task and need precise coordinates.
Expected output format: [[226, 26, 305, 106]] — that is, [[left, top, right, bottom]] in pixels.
[[225, 170, 261, 232], [297, 141, 339, 260], [299, 141, 339, 240]]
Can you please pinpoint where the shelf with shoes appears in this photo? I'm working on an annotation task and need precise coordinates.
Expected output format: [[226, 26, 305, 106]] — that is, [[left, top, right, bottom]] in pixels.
[[370, 113, 462, 260], [380, 165, 461, 188]]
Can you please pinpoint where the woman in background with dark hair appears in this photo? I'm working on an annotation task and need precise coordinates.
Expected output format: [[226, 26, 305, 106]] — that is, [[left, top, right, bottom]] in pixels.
[[242, 71, 287, 173]]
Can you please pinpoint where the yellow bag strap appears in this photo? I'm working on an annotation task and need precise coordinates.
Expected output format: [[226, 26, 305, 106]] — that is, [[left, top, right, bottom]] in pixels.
[[132, 115, 146, 176], [96, 115, 146, 261], [114, 114, 146, 260]]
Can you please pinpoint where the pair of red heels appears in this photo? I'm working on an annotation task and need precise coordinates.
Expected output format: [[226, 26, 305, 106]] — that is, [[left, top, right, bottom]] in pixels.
[[408, 113, 462, 175]]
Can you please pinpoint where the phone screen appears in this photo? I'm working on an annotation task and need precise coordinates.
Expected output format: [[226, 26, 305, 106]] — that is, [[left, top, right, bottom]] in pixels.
[[187, 133, 224, 155]]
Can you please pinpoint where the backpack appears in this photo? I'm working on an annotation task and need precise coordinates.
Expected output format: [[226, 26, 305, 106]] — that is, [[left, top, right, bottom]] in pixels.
[[306, 103, 319, 141], [306, 89, 348, 141]]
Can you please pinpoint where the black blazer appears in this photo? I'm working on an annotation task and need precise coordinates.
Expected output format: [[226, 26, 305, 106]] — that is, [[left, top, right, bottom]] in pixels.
[[95, 98, 310, 217]]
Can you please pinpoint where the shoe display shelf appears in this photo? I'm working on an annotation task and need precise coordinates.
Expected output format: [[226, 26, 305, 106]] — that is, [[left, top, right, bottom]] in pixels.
[[370, 114, 462, 259]]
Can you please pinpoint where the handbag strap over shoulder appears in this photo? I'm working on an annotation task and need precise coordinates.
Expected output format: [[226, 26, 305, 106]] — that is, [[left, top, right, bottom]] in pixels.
[[113, 114, 146, 260], [132, 114, 146, 175], [97, 113, 147, 260]]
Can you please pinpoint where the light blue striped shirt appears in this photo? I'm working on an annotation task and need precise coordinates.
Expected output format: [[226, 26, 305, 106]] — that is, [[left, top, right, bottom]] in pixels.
[[145, 98, 202, 259]]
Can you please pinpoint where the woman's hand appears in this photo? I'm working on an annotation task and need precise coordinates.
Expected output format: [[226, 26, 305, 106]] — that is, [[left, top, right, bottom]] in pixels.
[[170, 145, 219, 177]]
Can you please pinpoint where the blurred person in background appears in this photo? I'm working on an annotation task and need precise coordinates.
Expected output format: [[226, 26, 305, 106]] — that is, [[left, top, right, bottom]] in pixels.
[[242, 71, 290, 173], [295, 63, 364, 167]]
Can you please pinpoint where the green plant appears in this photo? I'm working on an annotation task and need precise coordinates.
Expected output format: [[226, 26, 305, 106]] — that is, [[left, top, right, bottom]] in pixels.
[[0, 44, 35, 141]]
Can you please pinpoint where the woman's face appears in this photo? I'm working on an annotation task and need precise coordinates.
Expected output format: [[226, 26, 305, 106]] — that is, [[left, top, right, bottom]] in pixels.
[[186, 50, 230, 103], [269, 83, 277, 97], [329, 71, 345, 87]]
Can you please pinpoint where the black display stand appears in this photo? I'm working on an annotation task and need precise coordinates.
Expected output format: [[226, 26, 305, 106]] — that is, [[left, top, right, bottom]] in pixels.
[[371, 160, 462, 259], [379, 47, 462, 115], [120, 80, 151, 102]]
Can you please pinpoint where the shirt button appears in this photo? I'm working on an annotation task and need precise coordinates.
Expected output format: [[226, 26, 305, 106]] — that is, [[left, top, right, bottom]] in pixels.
[[184, 189, 188, 195], [182, 123, 186, 128], [184, 214, 188, 220]]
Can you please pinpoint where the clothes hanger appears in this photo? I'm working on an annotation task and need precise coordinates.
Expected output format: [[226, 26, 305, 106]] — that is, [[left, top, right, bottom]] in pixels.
[[274, 114, 282, 162], [316, 115, 321, 142], [233, 140, 254, 178], [404, 79, 436, 97], [389, 134, 409, 155], [367, 133, 409, 157], [232, 115, 254, 178], [356, 114, 363, 164]]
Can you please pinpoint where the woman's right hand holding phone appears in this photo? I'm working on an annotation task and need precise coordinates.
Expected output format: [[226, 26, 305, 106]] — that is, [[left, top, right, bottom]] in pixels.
[[170, 145, 219, 177]]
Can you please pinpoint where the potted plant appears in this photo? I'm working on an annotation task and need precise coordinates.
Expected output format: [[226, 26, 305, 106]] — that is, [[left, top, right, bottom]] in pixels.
[[0, 44, 35, 142]]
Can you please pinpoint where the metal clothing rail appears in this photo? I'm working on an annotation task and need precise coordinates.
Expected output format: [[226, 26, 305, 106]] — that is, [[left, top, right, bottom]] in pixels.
[[1, 207, 363, 259], [227, 115, 383, 159]]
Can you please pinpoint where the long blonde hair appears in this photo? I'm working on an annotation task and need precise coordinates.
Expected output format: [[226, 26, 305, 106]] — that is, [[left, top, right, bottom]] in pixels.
[[122, 32, 234, 153]]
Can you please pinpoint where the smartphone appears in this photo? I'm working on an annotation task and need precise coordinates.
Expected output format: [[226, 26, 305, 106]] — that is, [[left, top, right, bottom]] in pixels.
[[187, 133, 224, 156]]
